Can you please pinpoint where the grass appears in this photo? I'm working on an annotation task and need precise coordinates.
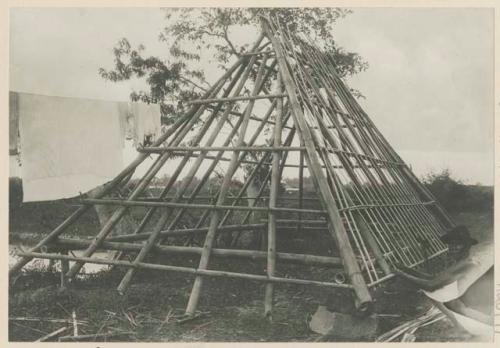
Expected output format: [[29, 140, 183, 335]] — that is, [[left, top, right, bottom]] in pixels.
[[8, 179, 493, 342]]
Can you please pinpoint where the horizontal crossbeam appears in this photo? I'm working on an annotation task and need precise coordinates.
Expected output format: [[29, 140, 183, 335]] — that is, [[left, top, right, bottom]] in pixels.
[[18, 252, 353, 289], [82, 198, 327, 215], [339, 200, 436, 212], [138, 146, 305, 154], [50, 238, 343, 267], [187, 93, 287, 105]]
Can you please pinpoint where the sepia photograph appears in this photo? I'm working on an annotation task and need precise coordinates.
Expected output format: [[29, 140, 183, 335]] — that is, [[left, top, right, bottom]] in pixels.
[[5, 3, 496, 344]]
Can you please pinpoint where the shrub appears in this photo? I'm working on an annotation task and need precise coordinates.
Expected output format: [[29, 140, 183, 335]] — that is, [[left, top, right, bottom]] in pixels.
[[422, 169, 492, 213]]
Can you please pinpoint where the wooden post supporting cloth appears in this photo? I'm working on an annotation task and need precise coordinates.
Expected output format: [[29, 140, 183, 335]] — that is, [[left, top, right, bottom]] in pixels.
[[262, 17, 372, 311]]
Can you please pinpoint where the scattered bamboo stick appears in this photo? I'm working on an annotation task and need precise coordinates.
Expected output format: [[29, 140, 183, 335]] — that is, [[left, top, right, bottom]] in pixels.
[[376, 306, 445, 342], [72, 309, 78, 336], [58, 332, 133, 342], [10, 317, 88, 325], [35, 326, 67, 342]]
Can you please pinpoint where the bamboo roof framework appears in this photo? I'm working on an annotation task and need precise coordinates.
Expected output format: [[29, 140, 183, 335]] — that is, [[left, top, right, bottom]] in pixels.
[[11, 15, 454, 319]]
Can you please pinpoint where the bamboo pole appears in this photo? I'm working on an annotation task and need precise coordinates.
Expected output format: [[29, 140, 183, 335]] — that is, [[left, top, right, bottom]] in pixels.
[[138, 146, 304, 153], [18, 252, 353, 289], [50, 238, 343, 267], [106, 223, 266, 242], [297, 138, 305, 234], [263, 17, 372, 310], [205, 104, 295, 130], [35, 327, 68, 342], [264, 72, 282, 319], [186, 93, 287, 105], [78, 184, 328, 218]]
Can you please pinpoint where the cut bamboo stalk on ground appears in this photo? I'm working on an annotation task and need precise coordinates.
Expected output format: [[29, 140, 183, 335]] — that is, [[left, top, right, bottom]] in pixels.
[[35, 327, 67, 342], [58, 332, 134, 342]]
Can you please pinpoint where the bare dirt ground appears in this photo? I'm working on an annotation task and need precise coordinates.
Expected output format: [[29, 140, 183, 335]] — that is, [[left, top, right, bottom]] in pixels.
[[8, 200, 493, 342]]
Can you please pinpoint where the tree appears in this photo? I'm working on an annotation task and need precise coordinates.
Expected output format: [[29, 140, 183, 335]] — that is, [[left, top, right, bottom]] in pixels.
[[99, 8, 368, 124], [98, 8, 369, 245]]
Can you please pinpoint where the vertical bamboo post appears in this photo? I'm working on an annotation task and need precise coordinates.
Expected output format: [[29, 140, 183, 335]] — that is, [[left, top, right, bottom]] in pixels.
[[263, 18, 372, 310], [60, 250, 69, 289], [297, 141, 305, 234], [264, 73, 283, 319], [185, 53, 270, 316]]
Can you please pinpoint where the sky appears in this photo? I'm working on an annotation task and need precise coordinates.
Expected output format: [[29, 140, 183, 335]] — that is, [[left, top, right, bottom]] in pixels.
[[9, 7, 495, 185]]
